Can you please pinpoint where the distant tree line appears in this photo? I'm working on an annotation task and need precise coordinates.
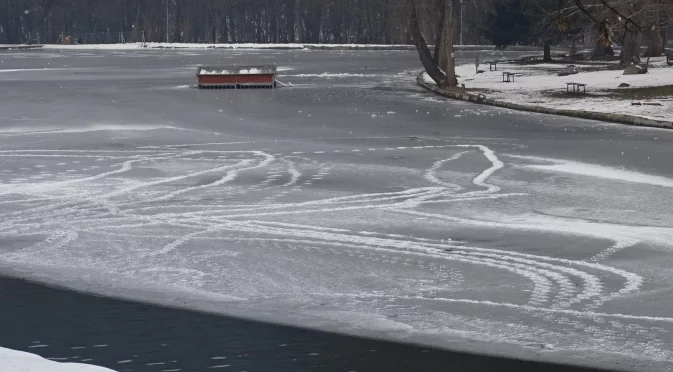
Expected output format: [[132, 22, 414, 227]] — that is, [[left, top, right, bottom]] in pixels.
[[3, 0, 671, 87], [0, 0, 486, 45]]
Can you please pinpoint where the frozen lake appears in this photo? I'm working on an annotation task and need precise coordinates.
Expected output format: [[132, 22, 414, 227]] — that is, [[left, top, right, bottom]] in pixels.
[[1, 48, 673, 371], [1, 276, 610, 372]]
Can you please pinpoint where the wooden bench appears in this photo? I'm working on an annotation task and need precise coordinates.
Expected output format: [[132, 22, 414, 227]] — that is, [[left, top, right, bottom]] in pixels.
[[566, 82, 586, 94], [486, 61, 499, 71], [502, 72, 516, 82]]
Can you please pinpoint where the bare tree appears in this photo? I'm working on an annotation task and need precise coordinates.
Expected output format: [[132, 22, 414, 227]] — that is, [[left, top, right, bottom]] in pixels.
[[408, 0, 458, 88], [563, 0, 673, 64]]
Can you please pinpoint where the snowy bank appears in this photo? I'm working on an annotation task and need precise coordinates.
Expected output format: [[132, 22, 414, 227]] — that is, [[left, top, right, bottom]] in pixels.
[[41, 42, 416, 51], [428, 58, 673, 123], [38, 42, 521, 51], [1, 346, 116, 372], [0, 44, 42, 50]]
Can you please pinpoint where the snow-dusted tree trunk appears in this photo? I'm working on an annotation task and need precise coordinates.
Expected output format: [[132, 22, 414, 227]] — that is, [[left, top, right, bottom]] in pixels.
[[409, 0, 457, 88], [410, 2, 445, 85]]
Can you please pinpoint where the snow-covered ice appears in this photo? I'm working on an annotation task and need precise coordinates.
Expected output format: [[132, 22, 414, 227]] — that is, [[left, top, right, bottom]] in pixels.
[[1, 346, 116, 372], [1, 49, 673, 371], [507, 154, 673, 188], [41, 42, 416, 51]]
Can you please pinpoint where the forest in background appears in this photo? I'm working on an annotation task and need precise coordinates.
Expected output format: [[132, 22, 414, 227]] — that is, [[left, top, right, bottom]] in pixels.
[[2, 0, 672, 89], [1, 0, 479, 45], [2, 1, 671, 53]]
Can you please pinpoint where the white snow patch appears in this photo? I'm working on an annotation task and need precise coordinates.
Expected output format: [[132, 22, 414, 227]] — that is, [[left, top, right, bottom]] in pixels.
[[508, 154, 673, 188], [239, 68, 261, 75], [0, 68, 70, 73], [287, 73, 380, 78], [1, 346, 116, 372], [200, 68, 263, 75], [41, 43, 414, 50], [424, 58, 673, 122], [0, 124, 186, 136]]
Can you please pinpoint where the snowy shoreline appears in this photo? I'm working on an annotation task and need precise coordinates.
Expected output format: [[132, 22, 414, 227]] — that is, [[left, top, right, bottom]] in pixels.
[[1, 346, 116, 372], [421, 57, 673, 126], [28, 42, 544, 52], [42, 42, 415, 51]]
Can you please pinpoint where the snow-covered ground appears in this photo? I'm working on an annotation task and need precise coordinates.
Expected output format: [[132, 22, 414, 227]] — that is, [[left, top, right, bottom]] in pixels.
[[0, 44, 41, 50], [427, 58, 673, 122], [1, 347, 116, 372], [37, 42, 512, 51]]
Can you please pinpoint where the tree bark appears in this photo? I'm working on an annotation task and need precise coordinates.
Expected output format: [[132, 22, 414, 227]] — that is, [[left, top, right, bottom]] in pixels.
[[591, 37, 614, 58], [620, 27, 642, 65], [409, 1, 446, 86], [433, 0, 446, 66], [440, 0, 457, 88], [543, 40, 552, 62], [644, 27, 664, 57]]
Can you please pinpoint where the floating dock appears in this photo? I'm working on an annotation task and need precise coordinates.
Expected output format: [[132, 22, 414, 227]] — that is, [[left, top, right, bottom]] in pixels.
[[196, 65, 277, 89]]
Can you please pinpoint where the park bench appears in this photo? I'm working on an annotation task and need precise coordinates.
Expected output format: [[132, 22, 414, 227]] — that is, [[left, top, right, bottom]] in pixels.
[[486, 61, 499, 71], [502, 72, 516, 82], [666, 50, 673, 66], [566, 82, 587, 95]]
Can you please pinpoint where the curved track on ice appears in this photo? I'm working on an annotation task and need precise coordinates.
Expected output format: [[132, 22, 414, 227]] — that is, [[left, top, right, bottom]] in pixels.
[[1, 48, 673, 371]]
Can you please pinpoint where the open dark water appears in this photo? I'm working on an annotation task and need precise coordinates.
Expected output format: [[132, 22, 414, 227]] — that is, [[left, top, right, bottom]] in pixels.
[[0, 277, 612, 372]]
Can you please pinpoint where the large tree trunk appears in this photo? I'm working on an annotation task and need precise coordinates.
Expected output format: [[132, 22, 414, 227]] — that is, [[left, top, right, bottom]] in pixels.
[[591, 37, 614, 58], [543, 40, 552, 62], [433, 0, 446, 66], [620, 27, 643, 65], [643, 27, 664, 57], [440, 0, 457, 88], [409, 1, 446, 86]]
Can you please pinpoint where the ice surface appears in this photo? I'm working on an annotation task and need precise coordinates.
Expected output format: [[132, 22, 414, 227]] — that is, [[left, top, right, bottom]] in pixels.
[[1, 49, 673, 371], [508, 154, 673, 188], [0, 124, 185, 136], [1, 346, 116, 372], [1, 142, 671, 368]]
